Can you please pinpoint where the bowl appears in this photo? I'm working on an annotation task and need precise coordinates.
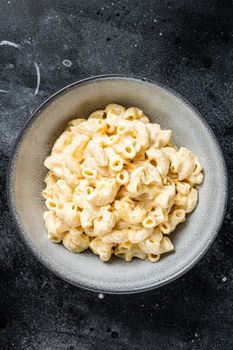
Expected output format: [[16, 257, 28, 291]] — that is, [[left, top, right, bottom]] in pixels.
[[7, 75, 228, 294]]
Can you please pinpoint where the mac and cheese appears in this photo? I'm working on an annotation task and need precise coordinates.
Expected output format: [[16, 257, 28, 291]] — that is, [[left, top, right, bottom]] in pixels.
[[42, 104, 203, 262]]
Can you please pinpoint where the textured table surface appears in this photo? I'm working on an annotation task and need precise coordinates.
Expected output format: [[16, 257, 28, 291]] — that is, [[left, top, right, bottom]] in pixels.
[[0, 1, 232, 349]]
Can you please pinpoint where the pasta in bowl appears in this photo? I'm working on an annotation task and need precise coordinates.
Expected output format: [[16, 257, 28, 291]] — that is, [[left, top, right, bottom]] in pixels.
[[42, 103, 203, 262], [8, 75, 227, 292]]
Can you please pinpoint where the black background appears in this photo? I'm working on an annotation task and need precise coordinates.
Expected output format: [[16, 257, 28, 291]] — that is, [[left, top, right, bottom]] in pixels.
[[0, 1, 233, 349]]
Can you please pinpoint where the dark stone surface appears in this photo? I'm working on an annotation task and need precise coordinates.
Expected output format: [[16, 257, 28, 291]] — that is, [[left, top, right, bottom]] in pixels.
[[0, 0, 232, 349]]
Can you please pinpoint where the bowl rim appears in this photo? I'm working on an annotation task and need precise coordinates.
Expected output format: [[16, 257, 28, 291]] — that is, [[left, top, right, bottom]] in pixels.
[[6, 74, 228, 294]]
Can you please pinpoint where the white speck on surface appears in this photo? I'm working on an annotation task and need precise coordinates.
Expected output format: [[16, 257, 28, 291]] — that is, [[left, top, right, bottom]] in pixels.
[[0, 40, 21, 49], [195, 333, 198, 337], [141, 304, 144, 308], [0, 90, 8, 93], [159, 32, 162, 36], [191, 340, 194, 343], [23, 39, 31, 45], [154, 19, 157, 22], [222, 276, 227, 282], [98, 293, 104, 299], [63, 59, 72, 67], [34, 62, 40, 96], [156, 304, 159, 307], [134, 44, 138, 47]]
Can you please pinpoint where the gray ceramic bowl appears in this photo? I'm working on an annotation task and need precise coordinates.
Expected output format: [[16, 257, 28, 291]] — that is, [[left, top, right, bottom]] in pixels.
[[7, 75, 228, 294]]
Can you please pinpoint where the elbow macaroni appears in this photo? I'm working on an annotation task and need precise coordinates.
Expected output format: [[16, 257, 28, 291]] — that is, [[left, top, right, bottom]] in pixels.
[[42, 104, 203, 262]]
